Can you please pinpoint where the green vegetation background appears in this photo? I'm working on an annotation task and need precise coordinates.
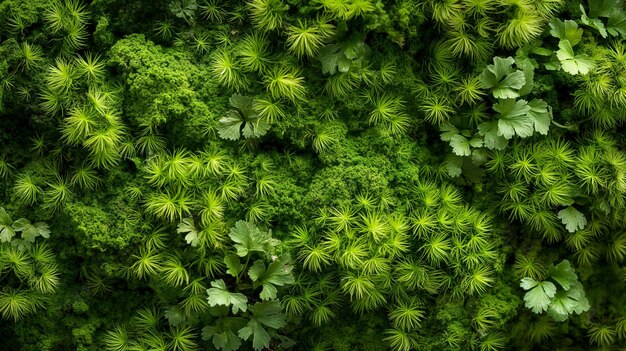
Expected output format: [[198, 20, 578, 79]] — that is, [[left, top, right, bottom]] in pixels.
[[1, 0, 626, 350]]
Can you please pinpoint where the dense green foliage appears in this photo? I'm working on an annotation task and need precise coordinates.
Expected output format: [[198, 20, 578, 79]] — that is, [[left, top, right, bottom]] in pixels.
[[1, 0, 626, 350]]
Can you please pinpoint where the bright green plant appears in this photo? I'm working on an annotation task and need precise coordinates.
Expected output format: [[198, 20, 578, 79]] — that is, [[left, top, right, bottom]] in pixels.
[[0, 208, 59, 321], [520, 260, 590, 322], [218, 94, 271, 140], [198, 221, 294, 350]]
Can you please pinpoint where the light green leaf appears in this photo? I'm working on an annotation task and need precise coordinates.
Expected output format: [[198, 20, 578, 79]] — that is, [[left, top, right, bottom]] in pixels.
[[207, 279, 249, 314], [238, 320, 270, 351], [547, 281, 590, 322], [449, 135, 472, 156], [478, 121, 509, 150], [248, 255, 294, 300], [521, 278, 557, 313], [12, 219, 50, 242], [250, 300, 286, 329], [177, 218, 199, 246], [218, 94, 271, 140], [556, 40, 595, 75], [0, 209, 15, 243], [224, 254, 243, 278], [318, 33, 370, 75], [557, 206, 587, 233], [516, 58, 535, 97], [531, 47, 554, 56], [0, 208, 12, 225], [527, 99, 552, 135], [548, 260, 578, 290], [494, 99, 533, 139], [217, 113, 244, 141], [228, 221, 278, 257], [581, 5, 608, 37], [607, 9, 626, 37], [440, 122, 460, 142], [238, 301, 286, 351], [480, 57, 526, 99], [547, 290, 578, 322], [34, 222, 50, 239], [0, 225, 14, 243], [549, 19, 583, 46]]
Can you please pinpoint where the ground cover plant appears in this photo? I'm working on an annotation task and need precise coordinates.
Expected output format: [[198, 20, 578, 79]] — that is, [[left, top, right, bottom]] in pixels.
[[1, 0, 626, 350]]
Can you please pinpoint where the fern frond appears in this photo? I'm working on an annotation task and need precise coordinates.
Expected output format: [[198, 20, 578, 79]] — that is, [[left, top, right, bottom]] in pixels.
[[131, 248, 162, 280], [286, 20, 326, 58], [588, 325, 616, 347], [161, 255, 190, 287], [210, 49, 247, 91], [13, 173, 42, 205], [248, 0, 287, 31], [264, 66, 306, 102], [0, 289, 36, 321]]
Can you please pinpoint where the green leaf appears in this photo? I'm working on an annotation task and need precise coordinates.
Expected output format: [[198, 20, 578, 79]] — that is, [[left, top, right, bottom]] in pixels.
[[544, 55, 562, 70], [203, 326, 242, 351], [440, 122, 459, 142], [607, 9, 626, 37], [238, 320, 270, 351], [548, 260, 578, 290], [0, 208, 12, 225], [516, 59, 535, 97], [248, 255, 294, 300], [478, 121, 509, 150], [494, 99, 533, 139], [0, 209, 15, 243], [0, 225, 14, 243], [251, 300, 286, 328], [12, 219, 50, 242], [445, 155, 464, 177], [449, 135, 472, 156], [238, 301, 286, 351], [549, 19, 583, 46], [588, 0, 619, 18], [471, 149, 489, 165], [521, 278, 557, 313], [527, 99, 552, 135], [441, 123, 483, 156], [556, 40, 595, 75], [218, 94, 271, 140], [557, 206, 587, 233], [479, 57, 526, 99], [202, 317, 247, 351], [547, 281, 590, 322], [165, 306, 185, 326], [224, 254, 243, 278], [207, 279, 249, 314], [581, 5, 608, 38], [177, 218, 199, 246], [228, 221, 278, 257], [318, 33, 370, 75]]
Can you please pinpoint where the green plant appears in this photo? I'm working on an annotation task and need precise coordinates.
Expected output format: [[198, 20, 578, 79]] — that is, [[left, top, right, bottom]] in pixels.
[[263, 66, 306, 102], [286, 20, 328, 58], [238, 33, 271, 72], [248, 0, 288, 31], [218, 94, 271, 140], [520, 260, 590, 321], [199, 221, 293, 350]]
